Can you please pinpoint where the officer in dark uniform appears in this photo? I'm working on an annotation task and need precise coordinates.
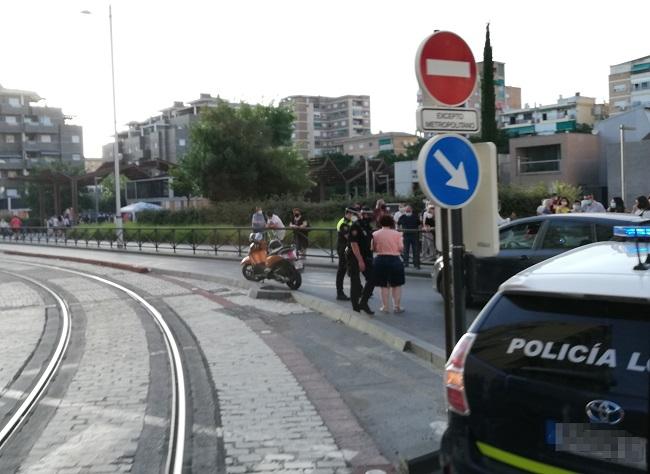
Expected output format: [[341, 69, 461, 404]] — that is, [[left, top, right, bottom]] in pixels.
[[347, 207, 375, 315], [335, 207, 355, 301]]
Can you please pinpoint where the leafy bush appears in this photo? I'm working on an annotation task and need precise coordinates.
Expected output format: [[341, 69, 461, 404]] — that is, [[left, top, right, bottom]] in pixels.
[[499, 182, 583, 219]]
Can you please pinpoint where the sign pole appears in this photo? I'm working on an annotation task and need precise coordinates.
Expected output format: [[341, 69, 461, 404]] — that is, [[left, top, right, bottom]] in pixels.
[[440, 208, 454, 358], [451, 209, 466, 343]]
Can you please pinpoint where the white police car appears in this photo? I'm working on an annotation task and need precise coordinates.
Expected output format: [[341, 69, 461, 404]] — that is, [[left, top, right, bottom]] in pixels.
[[440, 226, 649, 473]]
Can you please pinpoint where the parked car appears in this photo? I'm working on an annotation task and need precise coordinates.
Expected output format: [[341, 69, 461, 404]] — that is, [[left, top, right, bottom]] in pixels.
[[440, 230, 650, 473], [432, 213, 650, 304]]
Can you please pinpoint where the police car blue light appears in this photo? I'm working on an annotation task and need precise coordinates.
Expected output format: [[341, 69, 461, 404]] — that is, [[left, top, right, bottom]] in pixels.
[[613, 226, 650, 238]]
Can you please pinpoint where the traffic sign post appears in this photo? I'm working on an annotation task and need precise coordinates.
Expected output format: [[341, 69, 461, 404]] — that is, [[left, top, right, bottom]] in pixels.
[[415, 31, 480, 352]]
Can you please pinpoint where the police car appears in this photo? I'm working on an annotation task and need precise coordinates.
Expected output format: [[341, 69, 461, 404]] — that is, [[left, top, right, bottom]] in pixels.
[[440, 226, 649, 473]]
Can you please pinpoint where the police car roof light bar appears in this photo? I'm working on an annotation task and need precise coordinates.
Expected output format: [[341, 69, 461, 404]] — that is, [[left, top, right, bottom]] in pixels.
[[613, 226, 650, 271]]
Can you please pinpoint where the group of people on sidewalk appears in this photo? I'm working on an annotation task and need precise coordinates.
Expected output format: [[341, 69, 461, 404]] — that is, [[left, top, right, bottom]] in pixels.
[[335, 200, 436, 316], [535, 193, 650, 216], [251, 207, 310, 256]]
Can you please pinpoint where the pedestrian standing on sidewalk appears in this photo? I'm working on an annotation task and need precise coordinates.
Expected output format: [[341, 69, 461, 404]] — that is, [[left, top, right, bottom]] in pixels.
[[347, 207, 375, 315], [289, 207, 309, 257], [372, 214, 405, 314], [421, 204, 436, 260], [335, 206, 355, 301], [251, 207, 266, 233], [397, 205, 421, 269]]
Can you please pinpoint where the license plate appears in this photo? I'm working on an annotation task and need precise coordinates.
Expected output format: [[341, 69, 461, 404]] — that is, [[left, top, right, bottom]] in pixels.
[[546, 420, 647, 470]]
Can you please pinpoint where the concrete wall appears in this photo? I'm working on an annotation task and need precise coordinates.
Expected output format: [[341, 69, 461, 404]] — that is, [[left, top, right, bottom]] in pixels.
[[605, 141, 650, 207], [506, 133, 601, 191]]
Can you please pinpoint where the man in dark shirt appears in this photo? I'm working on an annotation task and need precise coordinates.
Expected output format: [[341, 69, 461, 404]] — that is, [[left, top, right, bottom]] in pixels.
[[346, 207, 374, 314], [335, 207, 355, 301], [397, 205, 420, 269]]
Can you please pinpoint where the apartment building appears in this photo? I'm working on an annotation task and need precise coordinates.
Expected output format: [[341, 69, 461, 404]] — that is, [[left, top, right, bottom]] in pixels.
[[466, 61, 521, 112], [498, 93, 607, 138], [340, 132, 418, 160], [102, 93, 229, 164], [280, 95, 371, 158], [0, 84, 83, 210], [609, 55, 650, 115]]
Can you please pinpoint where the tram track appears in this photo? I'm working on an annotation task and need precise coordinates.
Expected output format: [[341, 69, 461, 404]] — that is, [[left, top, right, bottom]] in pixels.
[[0, 259, 188, 474], [0, 270, 71, 451]]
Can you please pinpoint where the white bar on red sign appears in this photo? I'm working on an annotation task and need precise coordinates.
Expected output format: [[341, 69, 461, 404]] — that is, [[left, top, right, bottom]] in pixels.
[[426, 59, 471, 78]]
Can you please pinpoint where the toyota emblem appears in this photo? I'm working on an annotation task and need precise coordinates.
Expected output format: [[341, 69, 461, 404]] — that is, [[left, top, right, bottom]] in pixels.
[[585, 400, 624, 425]]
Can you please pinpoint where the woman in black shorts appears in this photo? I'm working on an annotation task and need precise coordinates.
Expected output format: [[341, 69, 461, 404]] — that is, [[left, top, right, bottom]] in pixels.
[[372, 214, 405, 313]]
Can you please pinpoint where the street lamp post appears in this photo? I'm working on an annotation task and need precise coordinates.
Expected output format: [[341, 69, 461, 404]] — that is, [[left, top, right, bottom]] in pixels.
[[82, 5, 122, 245], [619, 124, 636, 206]]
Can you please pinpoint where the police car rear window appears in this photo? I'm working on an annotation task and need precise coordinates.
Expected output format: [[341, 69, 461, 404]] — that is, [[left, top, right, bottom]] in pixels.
[[471, 294, 650, 396]]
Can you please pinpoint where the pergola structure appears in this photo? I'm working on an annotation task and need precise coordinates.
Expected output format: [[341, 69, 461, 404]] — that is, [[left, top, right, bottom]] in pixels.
[[8, 160, 175, 221], [308, 157, 393, 201]]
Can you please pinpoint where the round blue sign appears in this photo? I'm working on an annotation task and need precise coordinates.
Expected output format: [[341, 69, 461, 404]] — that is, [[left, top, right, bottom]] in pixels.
[[417, 134, 480, 209]]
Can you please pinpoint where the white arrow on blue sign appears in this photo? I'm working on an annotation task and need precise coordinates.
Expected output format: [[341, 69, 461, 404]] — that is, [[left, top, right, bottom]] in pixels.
[[417, 133, 481, 209]]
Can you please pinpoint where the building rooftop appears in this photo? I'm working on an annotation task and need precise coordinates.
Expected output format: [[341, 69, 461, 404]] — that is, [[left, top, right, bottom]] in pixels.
[[0, 84, 42, 102]]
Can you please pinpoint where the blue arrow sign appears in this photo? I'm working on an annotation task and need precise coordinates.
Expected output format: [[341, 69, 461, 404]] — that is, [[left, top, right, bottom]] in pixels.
[[417, 134, 480, 209]]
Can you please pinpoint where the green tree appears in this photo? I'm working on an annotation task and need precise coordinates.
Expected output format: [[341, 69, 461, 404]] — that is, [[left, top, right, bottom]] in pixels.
[[182, 101, 311, 201], [324, 152, 354, 171], [480, 23, 497, 143], [403, 138, 427, 161], [170, 166, 199, 205]]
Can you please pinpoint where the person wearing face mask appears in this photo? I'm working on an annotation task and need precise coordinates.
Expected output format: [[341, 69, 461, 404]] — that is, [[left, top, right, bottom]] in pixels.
[[607, 197, 626, 213], [580, 194, 606, 213], [346, 207, 375, 315], [570, 200, 583, 213], [251, 207, 266, 232], [397, 205, 421, 269], [335, 207, 356, 301], [393, 203, 405, 225], [633, 195, 650, 217]]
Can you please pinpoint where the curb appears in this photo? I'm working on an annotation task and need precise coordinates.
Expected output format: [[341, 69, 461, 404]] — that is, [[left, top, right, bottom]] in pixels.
[[2, 250, 151, 274], [2, 245, 446, 369]]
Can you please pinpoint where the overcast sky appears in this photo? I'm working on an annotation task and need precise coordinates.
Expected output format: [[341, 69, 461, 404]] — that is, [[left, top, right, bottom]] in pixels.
[[3, 0, 649, 158]]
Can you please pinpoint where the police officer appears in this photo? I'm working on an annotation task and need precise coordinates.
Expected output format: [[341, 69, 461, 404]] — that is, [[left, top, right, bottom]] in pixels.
[[335, 207, 355, 301], [347, 207, 375, 315]]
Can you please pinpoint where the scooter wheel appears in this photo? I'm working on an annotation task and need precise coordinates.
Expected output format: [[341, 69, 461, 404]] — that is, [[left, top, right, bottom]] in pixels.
[[242, 264, 256, 281], [286, 270, 302, 290]]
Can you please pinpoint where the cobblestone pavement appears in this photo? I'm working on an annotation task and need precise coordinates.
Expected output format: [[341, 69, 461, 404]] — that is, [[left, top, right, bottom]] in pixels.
[[0, 278, 46, 400], [0, 255, 407, 473]]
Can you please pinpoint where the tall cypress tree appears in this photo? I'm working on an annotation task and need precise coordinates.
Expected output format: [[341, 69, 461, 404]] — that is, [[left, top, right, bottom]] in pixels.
[[481, 23, 497, 143]]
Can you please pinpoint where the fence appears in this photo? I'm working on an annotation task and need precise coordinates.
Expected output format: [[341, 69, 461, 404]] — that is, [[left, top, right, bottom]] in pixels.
[[0, 226, 438, 265]]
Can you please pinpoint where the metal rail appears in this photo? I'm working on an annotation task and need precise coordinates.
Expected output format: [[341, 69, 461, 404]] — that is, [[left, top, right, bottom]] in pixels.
[[1, 226, 437, 266], [0, 260, 187, 474], [0, 271, 72, 450]]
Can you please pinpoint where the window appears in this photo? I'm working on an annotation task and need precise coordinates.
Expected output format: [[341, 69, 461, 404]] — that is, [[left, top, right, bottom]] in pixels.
[[595, 224, 614, 242], [613, 84, 626, 93], [5, 116, 17, 125], [541, 221, 592, 249], [499, 221, 542, 250], [8, 97, 20, 107], [5, 135, 15, 143], [72, 154, 81, 161], [41, 116, 52, 126], [179, 138, 186, 146], [40, 134, 52, 143], [72, 135, 80, 144]]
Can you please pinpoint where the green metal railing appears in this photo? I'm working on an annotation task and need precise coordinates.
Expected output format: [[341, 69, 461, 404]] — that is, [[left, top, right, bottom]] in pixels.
[[0, 226, 437, 265]]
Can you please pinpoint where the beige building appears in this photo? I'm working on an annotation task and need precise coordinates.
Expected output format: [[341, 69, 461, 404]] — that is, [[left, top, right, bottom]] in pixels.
[[281, 95, 371, 159], [467, 61, 521, 112], [340, 132, 418, 160], [609, 55, 650, 115], [499, 133, 602, 195], [499, 93, 607, 138]]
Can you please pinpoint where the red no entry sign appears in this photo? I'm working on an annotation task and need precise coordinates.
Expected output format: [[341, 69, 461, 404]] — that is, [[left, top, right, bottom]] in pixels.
[[415, 31, 477, 107]]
